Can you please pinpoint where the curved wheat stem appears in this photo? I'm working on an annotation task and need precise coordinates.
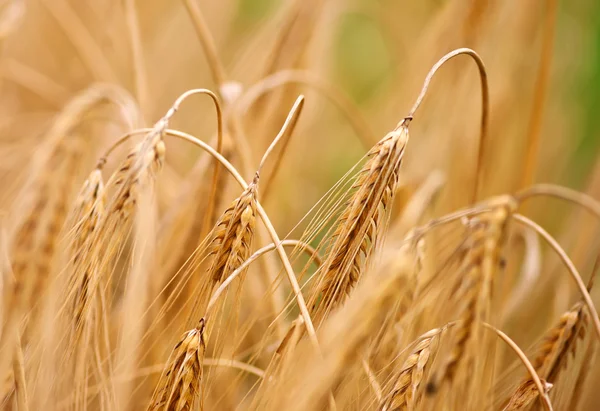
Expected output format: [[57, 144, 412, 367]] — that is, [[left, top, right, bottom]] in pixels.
[[406, 48, 489, 202]]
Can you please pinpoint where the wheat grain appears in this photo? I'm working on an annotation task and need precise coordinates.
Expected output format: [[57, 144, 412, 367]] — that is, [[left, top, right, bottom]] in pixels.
[[381, 330, 440, 411], [148, 320, 207, 411]]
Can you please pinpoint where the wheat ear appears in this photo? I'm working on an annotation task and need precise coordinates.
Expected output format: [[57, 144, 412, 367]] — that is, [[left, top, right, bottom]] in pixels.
[[503, 302, 586, 409], [148, 320, 207, 411], [429, 198, 514, 391], [310, 124, 409, 326], [381, 329, 441, 411]]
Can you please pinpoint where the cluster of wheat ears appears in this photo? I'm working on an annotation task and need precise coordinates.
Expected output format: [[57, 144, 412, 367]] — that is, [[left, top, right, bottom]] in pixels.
[[0, 1, 598, 410]]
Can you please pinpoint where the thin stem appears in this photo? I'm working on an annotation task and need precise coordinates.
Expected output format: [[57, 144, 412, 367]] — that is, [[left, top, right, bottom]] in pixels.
[[404, 48, 489, 203], [403, 206, 491, 245], [123, 0, 149, 116], [181, 0, 253, 175], [181, 0, 227, 87], [257, 95, 304, 175], [13, 333, 29, 411], [206, 239, 322, 315], [166, 89, 224, 240], [512, 214, 600, 340], [515, 183, 600, 221], [482, 323, 553, 411], [202, 358, 265, 379], [362, 359, 383, 402], [520, 0, 558, 189], [97, 89, 223, 169]]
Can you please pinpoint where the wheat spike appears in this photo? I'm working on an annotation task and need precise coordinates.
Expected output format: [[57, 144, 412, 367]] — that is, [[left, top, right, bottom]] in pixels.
[[503, 302, 587, 408], [194, 173, 259, 315], [207, 175, 258, 284], [73, 124, 166, 299], [537, 302, 587, 382], [430, 198, 514, 391], [148, 320, 207, 411], [67, 168, 105, 340], [381, 331, 440, 411], [310, 125, 409, 326], [503, 379, 553, 411]]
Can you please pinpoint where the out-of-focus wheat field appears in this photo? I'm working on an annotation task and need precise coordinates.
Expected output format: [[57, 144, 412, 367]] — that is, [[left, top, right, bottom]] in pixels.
[[2, 1, 600, 410]]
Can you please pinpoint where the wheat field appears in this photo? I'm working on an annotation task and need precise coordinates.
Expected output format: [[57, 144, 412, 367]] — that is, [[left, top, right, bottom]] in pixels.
[[1, 0, 600, 410]]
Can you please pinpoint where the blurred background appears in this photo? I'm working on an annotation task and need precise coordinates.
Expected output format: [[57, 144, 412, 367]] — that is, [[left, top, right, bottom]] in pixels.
[[2, 0, 600, 408], [1, 1, 599, 218]]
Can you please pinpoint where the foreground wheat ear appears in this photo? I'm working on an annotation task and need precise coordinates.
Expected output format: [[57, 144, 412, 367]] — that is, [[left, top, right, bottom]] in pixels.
[[380, 327, 442, 411], [206, 173, 258, 292], [308, 122, 410, 326], [308, 47, 489, 327], [148, 319, 207, 411]]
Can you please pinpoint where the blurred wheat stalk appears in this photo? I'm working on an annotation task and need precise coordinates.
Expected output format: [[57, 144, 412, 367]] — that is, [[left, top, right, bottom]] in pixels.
[[0, 0, 599, 410]]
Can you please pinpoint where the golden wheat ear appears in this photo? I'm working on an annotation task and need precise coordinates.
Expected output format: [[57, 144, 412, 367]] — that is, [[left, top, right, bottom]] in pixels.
[[501, 302, 587, 409], [380, 327, 443, 411], [148, 319, 207, 411], [309, 124, 410, 326], [66, 168, 105, 341], [427, 197, 516, 392]]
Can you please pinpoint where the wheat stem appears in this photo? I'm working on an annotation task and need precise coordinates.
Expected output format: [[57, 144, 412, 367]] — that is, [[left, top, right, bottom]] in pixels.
[[515, 183, 600, 220], [512, 214, 600, 340], [482, 323, 553, 411], [207, 239, 321, 316], [180, 0, 227, 87], [405, 48, 489, 202], [233, 69, 375, 150], [257, 95, 304, 174]]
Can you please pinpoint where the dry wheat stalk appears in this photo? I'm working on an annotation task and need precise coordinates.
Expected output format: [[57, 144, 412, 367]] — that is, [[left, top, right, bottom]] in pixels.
[[310, 124, 409, 326], [61, 167, 107, 408], [148, 320, 207, 411]]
